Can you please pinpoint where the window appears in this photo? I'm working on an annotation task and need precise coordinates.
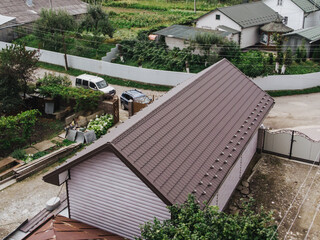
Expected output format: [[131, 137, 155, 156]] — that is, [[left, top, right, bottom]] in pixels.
[[75, 78, 81, 86], [283, 16, 288, 25], [89, 82, 97, 89], [82, 80, 88, 87], [216, 14, 220, 20], [277, 0, 283, 6]]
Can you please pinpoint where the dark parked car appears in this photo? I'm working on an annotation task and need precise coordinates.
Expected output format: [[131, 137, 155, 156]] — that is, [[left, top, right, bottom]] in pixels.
[[120, 89, 151, 110]]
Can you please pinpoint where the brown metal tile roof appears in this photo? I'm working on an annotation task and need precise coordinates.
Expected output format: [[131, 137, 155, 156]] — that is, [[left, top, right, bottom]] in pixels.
[[0, 0, 87, 24], [43, 59, 274, 206], [24, 215, 125, 240]]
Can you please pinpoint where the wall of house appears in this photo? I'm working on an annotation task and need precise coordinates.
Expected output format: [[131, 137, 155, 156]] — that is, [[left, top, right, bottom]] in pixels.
[[263, 0, 304, 30], [209, 131, 258, 210], [305, 11, 320, 28], [67, 151, 171, 240], [0, 19, 17, 42], [284, 36, 312, 57], [165, 37, 202, 55], [196, 10, 241, 32], [240, 26, 260, 48]]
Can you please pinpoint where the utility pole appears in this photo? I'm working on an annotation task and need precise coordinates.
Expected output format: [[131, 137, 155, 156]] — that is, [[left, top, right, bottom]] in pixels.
[[194, 0, 196, 13], [49, 0, 52, 9]]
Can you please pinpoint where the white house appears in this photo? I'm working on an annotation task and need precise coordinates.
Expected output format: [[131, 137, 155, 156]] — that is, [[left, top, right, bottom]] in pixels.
[[263, 0, 320, 30], [43, 59, 274, 240], [196, 2, 279, 48]]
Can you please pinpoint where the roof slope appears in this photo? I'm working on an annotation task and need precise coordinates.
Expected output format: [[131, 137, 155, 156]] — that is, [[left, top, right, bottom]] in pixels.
[[291, 0, 320, 13], [0, 0, 87, 24], [285, 25, 320, 42], [24, 215, 125, 240], [217, 2, 278, 28], [154, 25, 229, 40], [44, 59, 274, 206], [261, 15, 293, 33]]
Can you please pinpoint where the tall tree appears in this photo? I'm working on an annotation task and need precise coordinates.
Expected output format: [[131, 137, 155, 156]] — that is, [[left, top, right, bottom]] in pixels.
[[80, 5, 114, 38], [0, 45, 39, 114]]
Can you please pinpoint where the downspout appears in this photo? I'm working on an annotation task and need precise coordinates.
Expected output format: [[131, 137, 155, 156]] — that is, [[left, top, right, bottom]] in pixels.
[[303, 13, 310, 29]]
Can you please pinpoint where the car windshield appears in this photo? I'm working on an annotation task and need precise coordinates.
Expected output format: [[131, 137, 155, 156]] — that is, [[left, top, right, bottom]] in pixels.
[[135, 96, 150, 104], [96, 80, 108, 89]]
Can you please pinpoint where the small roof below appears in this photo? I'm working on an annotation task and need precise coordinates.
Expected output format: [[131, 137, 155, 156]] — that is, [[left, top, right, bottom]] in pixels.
[[261, 15, 293, 33], [291, 0, 320, 13], [0, 15, 16, 25], [217, 25, 240, 34], [154, 25, 227, 41], [0, 0, 87, 24], [24, 215, 125, 240], [216, 2, 278, 28], [284, 25, 320, 43]]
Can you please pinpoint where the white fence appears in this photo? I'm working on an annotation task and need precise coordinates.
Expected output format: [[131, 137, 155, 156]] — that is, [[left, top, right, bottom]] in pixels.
[[1, 41, 320, 90], [263, 129, 320, 164], [253, 73, 320, 91], [0, 41, 194, 87]]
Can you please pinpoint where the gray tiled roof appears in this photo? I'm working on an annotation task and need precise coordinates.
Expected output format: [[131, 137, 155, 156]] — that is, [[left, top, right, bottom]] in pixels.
[[0, 0, 87, 24], [285, 25, 320, 42], [44, 59, 274, 206], [291, 0, 320, 13], [154, 25, 228, 40], [217, 2, 278, 28]]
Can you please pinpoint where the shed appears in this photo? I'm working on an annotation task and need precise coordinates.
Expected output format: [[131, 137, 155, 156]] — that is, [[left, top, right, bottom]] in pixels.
[[284, 25, 320, 58], [43, 59, 274, 239], [195, 2, 279, 48], [260, 14, 293, 46], [0, 15, 17, 42]]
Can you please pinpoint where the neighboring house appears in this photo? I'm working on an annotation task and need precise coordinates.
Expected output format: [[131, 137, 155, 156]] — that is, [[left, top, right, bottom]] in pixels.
[[0, 15, 17, 42], [263, 0, 320, 30], [284, 25, 320, 57], [195, 2, 279, 48], [153, 24, 235, 54], [43, 59, 274, 239], [0, 0, 87, 25]]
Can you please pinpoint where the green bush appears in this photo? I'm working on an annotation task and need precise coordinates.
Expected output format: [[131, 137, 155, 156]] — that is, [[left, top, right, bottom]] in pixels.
[[0, 109, 41, 156], [11, 149, 27, 160], [139, 195, 277, 239], [312, 46, 320, 62], [284, 48, 293, 66], [87, 114, 113, 138], [232, 50, 266, 77]]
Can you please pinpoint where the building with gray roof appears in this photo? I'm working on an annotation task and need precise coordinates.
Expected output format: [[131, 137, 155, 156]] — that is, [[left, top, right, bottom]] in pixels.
[[196, 2, 279, 48]]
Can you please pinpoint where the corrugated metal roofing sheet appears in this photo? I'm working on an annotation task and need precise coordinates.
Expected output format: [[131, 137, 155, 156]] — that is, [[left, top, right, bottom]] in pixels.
[[43, 59, 274, 206], [0, 14, 16, 26], [218, 2, 278, 28], [291, 0, 320, 13], [154, 25, 226, 40], [24, 215, 125, 240], [285, 25, 320, 42], [0, 0, 87, 24]]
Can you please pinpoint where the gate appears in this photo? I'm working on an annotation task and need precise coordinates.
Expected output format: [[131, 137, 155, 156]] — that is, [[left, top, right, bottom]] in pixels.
[[262, 129, 320, 164]]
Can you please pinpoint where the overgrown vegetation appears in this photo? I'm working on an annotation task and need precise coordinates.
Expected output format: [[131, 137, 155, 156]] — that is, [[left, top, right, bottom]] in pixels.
[[139, 195, 277, 239], [87, 114, 113, 138], [0, 44, 39, 114], [0, 109, 41, 157]]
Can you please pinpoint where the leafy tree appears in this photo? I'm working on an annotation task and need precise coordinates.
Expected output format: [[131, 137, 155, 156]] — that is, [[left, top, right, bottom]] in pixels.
[[284, 47, 293, 66], [219, 40, 241, 61], [312, 46, 320, 62], [295, 47, 301, 63], [233, 50, 266, 77], [0, 45, 39, 113], [139, 195, 277, 240], [80, 5, 114, 38], [268, 52, 274, 65], [34, 9, 76, 51], [193, 32, 223, 63]]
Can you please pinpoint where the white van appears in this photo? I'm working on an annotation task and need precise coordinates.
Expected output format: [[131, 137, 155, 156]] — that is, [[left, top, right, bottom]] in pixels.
[[75, 74, 116, 96]]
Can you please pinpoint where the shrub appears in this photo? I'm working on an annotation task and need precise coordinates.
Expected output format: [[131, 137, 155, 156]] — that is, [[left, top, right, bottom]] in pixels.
[[284, 48, 293, 66], [139, 195, 277, 239], [37, 73, 71, 87], [87, 114, 113, 138], [233, 50, 266, 77], [11, 149, 27, 160]]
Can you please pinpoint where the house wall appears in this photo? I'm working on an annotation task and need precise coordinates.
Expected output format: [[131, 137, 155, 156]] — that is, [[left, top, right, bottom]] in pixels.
[[263, 0, 304, 30], [209, 131, 258, 210], [284, 36, 312, 57], [240, 26, 260, 48], [165, 37, 202, 55], [304, 11, 320, 29], [67, 151, 171, 240], [0, 19, 17, 42], [196, 10, 241, 32]]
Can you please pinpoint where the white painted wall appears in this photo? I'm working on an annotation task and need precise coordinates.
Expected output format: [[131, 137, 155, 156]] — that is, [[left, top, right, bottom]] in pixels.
[[68, 151, 171, 240], [209, 132, 258, 210], [240, 26, 260, 48], [196, 10, 241, 32], [0, 41, 194, 87], [263, 0, 305, 30], [165, 37, 189, 50], [305, 11, 320, 28]]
